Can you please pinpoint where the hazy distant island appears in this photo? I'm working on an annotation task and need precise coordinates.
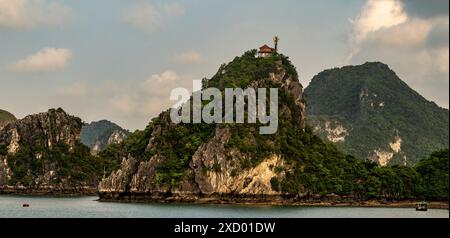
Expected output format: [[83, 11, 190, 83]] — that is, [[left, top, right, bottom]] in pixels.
[[80, 120, 130, 156], [0, 48, 448, 208]]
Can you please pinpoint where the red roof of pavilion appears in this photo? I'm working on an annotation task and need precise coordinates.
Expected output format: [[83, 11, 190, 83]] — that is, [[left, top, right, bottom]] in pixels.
[[259, 44, 273, 53]]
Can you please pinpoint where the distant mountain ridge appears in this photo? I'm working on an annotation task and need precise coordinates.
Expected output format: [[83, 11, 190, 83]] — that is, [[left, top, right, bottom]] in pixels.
[[305, 62, 449, 166], [81, 120, 130, 154]]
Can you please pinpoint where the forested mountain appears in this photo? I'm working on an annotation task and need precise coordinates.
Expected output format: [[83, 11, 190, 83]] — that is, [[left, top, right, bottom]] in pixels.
[[305, 62, 449, 166]]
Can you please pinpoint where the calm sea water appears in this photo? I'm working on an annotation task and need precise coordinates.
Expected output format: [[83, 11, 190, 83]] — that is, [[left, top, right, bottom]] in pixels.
[[0, 195, 448, 218]]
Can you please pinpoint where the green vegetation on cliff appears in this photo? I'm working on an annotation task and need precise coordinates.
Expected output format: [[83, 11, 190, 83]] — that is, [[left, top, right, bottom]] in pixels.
[[414, 149, 449, 200], [305, 62, 449, 165], [278, 144, 448, 200], [100, 51, 448, 200], [6, 142, 116, 186], [0, 108, 117, 188], [102, 50, 298, 186]]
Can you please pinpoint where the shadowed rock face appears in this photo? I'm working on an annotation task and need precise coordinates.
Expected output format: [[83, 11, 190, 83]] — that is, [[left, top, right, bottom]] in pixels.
[[0, 108, 99, 194], [98, 52, 306, 201]]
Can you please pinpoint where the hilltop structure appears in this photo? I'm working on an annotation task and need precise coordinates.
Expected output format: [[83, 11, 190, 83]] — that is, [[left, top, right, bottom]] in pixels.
[[258, 44, 273, 57], [258, 36, 279, 57]]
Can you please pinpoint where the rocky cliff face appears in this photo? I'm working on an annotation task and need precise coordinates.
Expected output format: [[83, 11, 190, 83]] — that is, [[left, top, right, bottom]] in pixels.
[[189, 126, 289, 195], [0, 108, 105, 194], [0, 108, 81, 155], [98, 50, 306, 202], [99, 126, 292, 200]]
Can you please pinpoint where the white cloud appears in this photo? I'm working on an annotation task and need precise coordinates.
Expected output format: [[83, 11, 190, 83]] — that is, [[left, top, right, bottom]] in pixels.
[[348, 0, 449, 108], [349, 0, 408, 60], [147, 70, 180, 83], [368, 19, 432, 48], [348, 1, 449, 75], [50, 70, 190, 122], [349, 0, 447, 55], [353, 0, 407, 42], [121, 2, 184, 32], [142, 70, 183, 97], [56, 82, 88, 97], [174, 51, 202, 64], [0, 0, 71, 30], [7, 48, 72, 72], [110, 95, 139, 116], [110, 70, 192, 117]]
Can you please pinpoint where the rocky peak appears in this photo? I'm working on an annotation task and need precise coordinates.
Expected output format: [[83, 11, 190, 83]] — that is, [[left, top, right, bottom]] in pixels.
[[0, 108, 81, 156], [0, 108, 104, 192]]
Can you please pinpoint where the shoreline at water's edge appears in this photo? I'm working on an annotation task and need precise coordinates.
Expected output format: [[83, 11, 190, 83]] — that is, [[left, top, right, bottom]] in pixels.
[[97, 192, 449, 209], [1, 188, 447, 209], [0, 187, 97, 196], [0, 191, 447, 209]]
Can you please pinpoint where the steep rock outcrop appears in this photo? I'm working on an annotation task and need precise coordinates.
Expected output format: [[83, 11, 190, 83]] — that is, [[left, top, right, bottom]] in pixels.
[[190, 126, 287, 195], [98, 50, 305, 202], [0, 108, 81, 156], [0, 108, 105, 194], [98, 156, 138, 193]]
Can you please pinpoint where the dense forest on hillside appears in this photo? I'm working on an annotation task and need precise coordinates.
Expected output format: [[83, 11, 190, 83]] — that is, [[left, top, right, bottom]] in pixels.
[[305, 62, 449, 166]]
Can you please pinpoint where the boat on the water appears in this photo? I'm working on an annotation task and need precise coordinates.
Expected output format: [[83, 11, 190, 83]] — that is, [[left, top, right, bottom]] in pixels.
[[416, 202, 428, 211], [22, 203, 30, 207]]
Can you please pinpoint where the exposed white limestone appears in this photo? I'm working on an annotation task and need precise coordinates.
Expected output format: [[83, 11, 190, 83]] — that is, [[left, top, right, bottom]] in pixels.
[[7, 128, 20, 154], [389, 137, 402, 153], [372, 149, 394, 166], [371, 136, 403, 166], [313, 120, 348, 143], [324, 121, 348, 143]]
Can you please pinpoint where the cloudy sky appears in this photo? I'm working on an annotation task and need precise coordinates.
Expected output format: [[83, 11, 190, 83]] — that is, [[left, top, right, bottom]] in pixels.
[[0, 0, 448, 130]]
